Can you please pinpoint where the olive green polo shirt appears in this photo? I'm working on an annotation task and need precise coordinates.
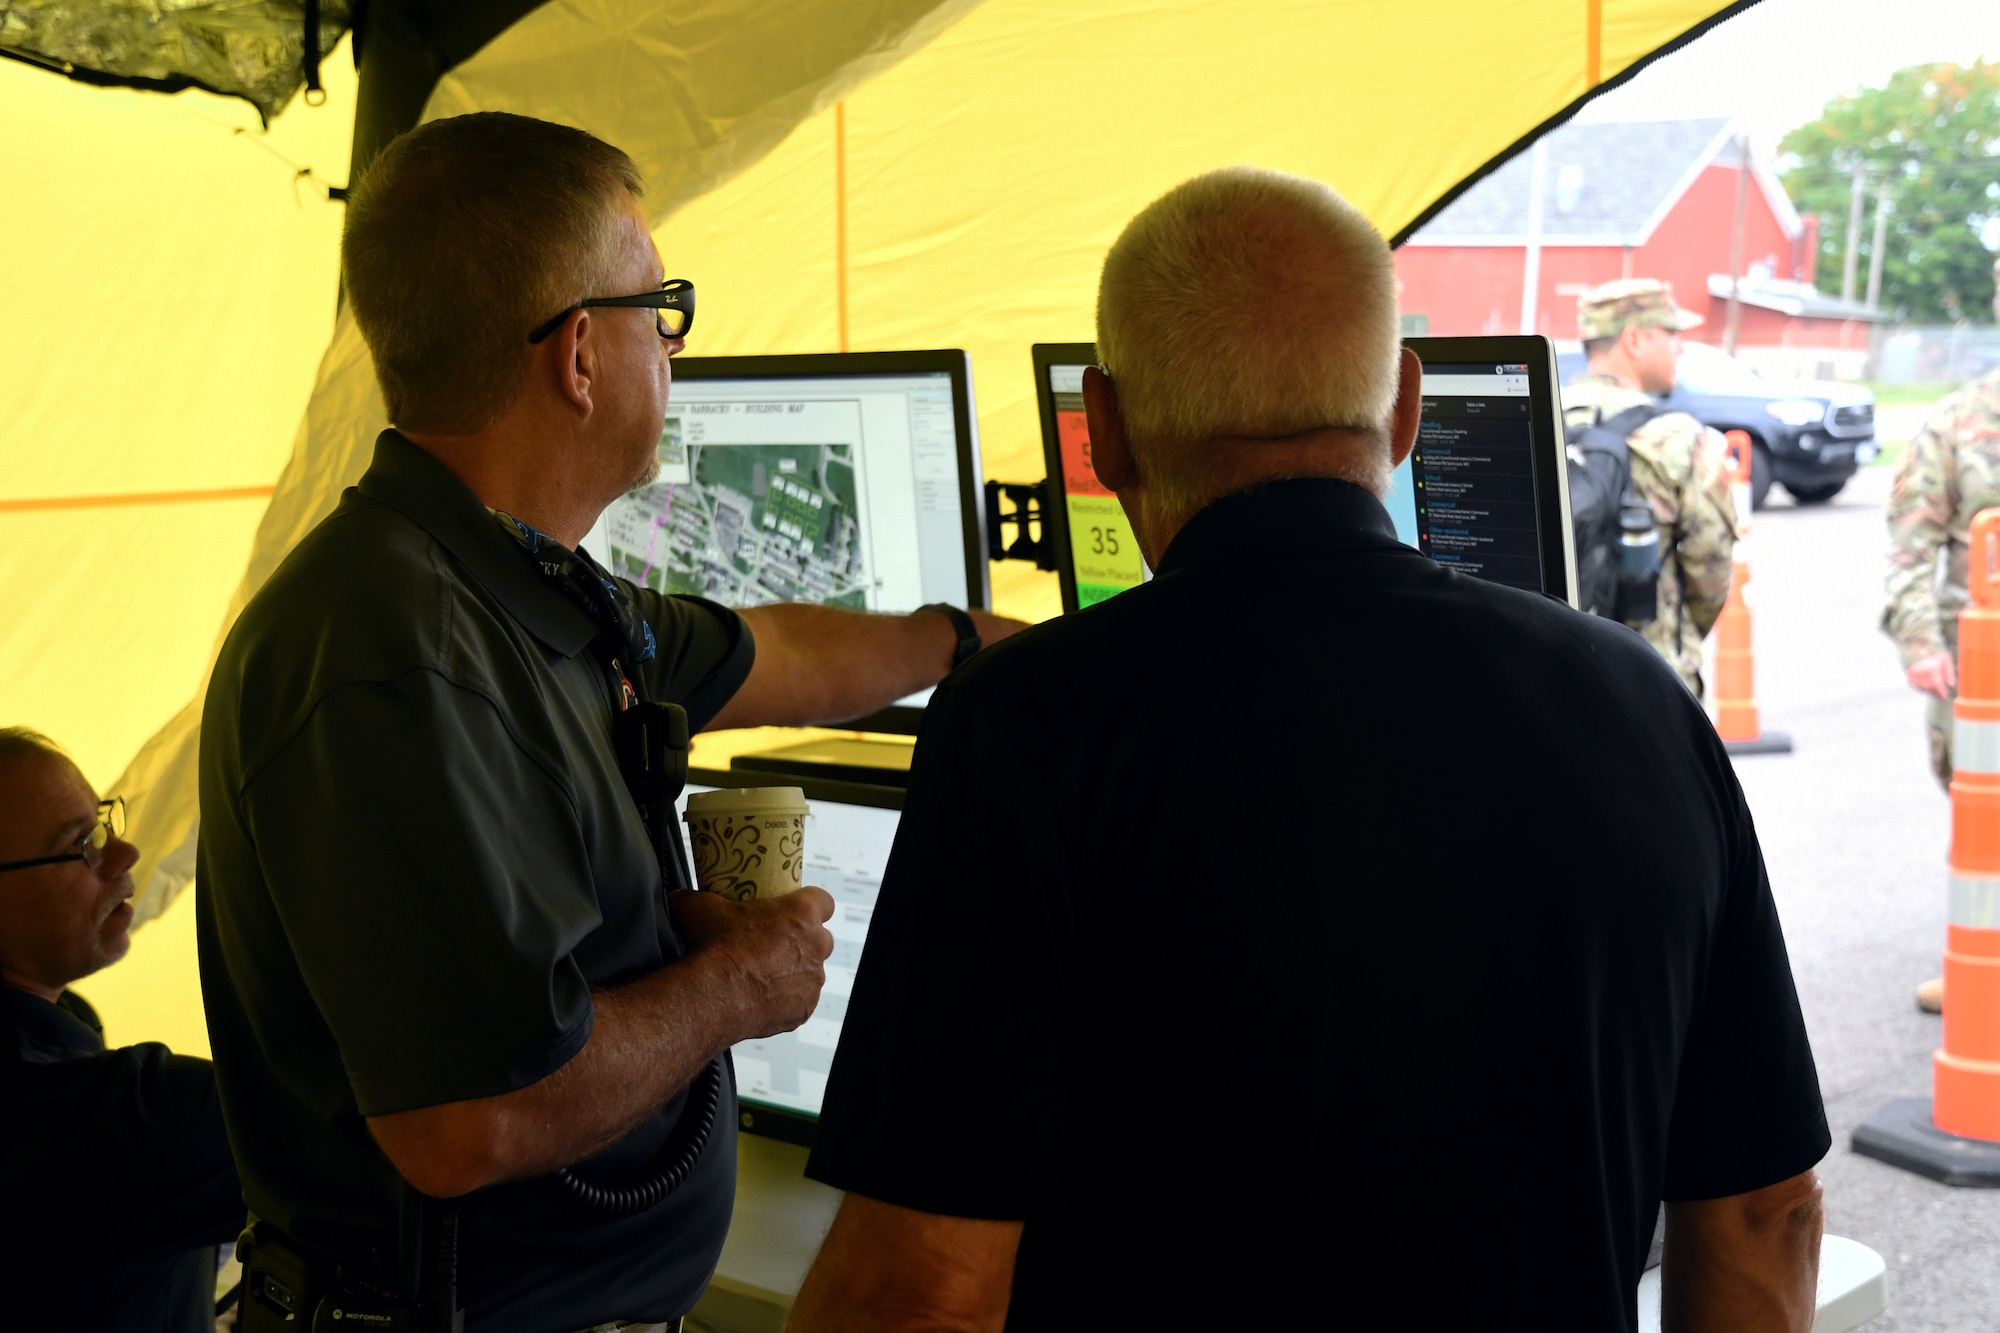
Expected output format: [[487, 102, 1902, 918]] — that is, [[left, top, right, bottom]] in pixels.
[[196, 430, 753, 1329]]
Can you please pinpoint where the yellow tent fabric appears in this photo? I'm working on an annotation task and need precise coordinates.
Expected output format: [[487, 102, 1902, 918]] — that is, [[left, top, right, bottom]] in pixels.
[[0, 0, 1758, 1054], [0, 52, 357, 1053], [0, 53, 353, 790], [97, 0, 983, 935]]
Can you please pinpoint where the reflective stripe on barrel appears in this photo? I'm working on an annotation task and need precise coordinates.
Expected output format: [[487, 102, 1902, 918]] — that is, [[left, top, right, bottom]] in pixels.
[[1956, 719, 2000, 776], [1950, 876, 2000, 928]]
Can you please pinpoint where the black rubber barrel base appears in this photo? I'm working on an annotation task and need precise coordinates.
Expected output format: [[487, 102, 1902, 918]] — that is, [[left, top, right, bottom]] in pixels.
[[1725, 729, 1794, 756], [1852, 1095, 2000, 1187]]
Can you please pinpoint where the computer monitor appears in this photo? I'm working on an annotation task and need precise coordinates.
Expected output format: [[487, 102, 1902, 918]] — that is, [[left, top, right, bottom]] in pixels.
[[582, 350, 990, 734], [1400, 335, 1577, 604], [1031, 343, 1152, 612], [1032, 336, 1578, 610], [678, 765, 904, 1146]]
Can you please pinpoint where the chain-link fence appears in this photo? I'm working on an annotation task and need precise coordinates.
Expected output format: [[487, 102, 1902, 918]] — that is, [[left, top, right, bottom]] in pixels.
[[1876, 324, 2000, 385]]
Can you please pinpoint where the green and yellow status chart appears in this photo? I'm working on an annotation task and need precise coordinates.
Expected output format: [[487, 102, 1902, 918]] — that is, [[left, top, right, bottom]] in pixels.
[[1056, 404, 1147, 606]]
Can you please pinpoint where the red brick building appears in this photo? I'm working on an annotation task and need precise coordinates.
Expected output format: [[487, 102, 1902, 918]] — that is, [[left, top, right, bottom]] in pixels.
[[1396, 117, 1882, 378]]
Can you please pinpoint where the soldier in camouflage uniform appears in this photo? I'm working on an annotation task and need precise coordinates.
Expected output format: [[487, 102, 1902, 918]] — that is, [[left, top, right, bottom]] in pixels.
[[1565, 279, 1739, 698], [1880, 257, 2000, 1013], [1883, 261, 2000, 790]]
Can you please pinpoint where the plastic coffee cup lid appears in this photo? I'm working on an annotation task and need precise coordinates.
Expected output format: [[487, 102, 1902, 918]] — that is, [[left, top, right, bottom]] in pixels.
[[684, 786, 808, 818]]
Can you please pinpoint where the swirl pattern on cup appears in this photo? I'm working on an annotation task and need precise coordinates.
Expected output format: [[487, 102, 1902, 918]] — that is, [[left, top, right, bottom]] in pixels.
[[688, 812, 806, 900]]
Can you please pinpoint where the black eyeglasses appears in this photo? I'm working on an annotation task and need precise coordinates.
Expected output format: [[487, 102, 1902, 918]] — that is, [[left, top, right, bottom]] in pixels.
[[0, 798, 126, 874], [528, 279, 695, 345]]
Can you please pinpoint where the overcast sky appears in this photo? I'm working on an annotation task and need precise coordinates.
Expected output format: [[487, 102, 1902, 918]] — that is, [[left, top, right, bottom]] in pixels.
[[1577, 0, 1997, 158]]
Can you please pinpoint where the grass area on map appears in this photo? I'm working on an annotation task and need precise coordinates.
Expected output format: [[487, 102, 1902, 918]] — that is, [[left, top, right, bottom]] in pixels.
[[826, 456, 858, 515], [695, 443, 829, 508]]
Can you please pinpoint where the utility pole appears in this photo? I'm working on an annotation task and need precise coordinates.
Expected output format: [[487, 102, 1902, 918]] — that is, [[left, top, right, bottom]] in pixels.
[[1723, 133, 1750, 356], [1866, 184, 1891, 310], [1519, 138, 1547, 336], [1842, 164, 1866, 303], [1864, 185, 1893, 379]]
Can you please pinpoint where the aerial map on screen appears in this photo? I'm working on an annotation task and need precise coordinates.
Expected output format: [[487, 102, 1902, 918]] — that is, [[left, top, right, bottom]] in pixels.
[[597, 402, 873, 608]]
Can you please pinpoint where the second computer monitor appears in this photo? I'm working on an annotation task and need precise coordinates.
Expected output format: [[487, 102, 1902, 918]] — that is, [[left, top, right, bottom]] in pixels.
[[1032, 337, 1576, 611], [581, 350, 989, 734]]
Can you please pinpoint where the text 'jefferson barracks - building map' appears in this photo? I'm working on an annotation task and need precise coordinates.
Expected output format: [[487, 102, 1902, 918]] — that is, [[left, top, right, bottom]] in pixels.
[[596, 399, 874, 608]]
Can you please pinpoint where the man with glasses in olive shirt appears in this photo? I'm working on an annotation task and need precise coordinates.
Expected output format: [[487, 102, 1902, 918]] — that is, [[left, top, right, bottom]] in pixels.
[[199, 113, 1019, 1333], [1, 727, 243, 1332]]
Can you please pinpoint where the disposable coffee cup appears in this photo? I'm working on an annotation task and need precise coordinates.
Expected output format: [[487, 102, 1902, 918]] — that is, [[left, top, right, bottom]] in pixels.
[[684, 787, 809, 901]]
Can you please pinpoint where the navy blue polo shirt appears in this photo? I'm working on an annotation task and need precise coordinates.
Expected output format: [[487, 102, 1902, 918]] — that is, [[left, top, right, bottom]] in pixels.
[[197, 431, 753, 1330], [2, 987, 241, 1332], [810, 478, 1828, 1331]]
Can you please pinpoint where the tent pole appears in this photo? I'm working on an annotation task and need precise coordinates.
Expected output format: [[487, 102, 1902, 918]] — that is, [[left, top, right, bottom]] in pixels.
[[348, 0, 546, 186], [836, 101, 850, 353], [1586, 0, 1602, 88]]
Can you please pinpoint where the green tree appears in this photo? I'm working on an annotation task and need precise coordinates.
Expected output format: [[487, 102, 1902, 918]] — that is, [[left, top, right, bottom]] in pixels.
[[1780, 60, 2000, 324]]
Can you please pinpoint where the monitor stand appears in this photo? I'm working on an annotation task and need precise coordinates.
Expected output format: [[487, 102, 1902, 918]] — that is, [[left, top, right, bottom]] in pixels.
[[731, 736, 915, 788]]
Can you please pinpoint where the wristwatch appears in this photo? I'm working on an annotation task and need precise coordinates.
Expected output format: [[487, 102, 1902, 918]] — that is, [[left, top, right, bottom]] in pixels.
[[918, 602, 983, 669]]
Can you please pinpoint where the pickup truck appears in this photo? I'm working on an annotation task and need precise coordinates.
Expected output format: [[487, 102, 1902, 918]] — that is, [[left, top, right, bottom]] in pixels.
[[1555, 340, 1878, 509]]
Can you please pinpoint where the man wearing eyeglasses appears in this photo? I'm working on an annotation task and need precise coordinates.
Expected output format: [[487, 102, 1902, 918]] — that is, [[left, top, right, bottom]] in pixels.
[[1, 727, 244, 1332], [199, 112, 1022, 1333]]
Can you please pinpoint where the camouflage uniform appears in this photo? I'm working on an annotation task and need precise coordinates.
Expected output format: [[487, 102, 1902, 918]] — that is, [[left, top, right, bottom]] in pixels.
[[1569, 279, 1739, 698], [1564, 378, 1738, 696], [1881, 367, 2000, 791]]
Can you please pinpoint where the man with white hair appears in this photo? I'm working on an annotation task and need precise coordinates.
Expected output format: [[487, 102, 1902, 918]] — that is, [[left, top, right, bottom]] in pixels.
[[789, 167, 1830, 1331]]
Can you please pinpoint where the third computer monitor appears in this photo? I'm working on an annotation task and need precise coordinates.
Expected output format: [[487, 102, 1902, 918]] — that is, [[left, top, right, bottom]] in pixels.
[[678, 766, 905, 1146], [1032, 337, 1577, 611], [581, 350, 989, 734]]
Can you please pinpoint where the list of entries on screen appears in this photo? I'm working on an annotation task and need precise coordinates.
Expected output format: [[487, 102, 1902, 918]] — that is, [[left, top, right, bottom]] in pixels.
[[1410, 392, 1543, 593]]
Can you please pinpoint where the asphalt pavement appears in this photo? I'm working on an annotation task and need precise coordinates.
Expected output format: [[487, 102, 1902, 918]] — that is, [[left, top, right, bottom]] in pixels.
[[1729, 461, 2000, 1330]]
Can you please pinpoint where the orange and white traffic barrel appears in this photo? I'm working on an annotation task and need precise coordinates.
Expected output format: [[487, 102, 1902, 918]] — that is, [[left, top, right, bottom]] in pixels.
[[1715, 430, 1791, 755], [1937, 509, 2000, 1141], [1853, 507, 2000, 1183]]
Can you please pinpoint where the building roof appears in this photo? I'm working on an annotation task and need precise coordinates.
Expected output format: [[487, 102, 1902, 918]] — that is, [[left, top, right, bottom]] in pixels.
[[1704, 273, 1884, 322], [1405, 116, 1802, 248]]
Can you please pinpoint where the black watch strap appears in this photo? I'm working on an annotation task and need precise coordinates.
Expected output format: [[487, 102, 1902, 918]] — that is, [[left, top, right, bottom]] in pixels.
[[918, 602, 982, 669]]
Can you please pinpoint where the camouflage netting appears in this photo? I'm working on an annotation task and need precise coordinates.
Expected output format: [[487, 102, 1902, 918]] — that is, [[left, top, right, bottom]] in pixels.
[[0, 0, 352, 121]]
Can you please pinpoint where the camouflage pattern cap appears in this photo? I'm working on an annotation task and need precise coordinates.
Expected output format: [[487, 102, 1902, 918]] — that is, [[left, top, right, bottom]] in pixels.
[[1576, 278, 1705, 342]]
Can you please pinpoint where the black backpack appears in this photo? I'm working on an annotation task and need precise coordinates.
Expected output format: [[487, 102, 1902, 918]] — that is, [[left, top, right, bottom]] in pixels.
[[1566, 403, 1663, 624]]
